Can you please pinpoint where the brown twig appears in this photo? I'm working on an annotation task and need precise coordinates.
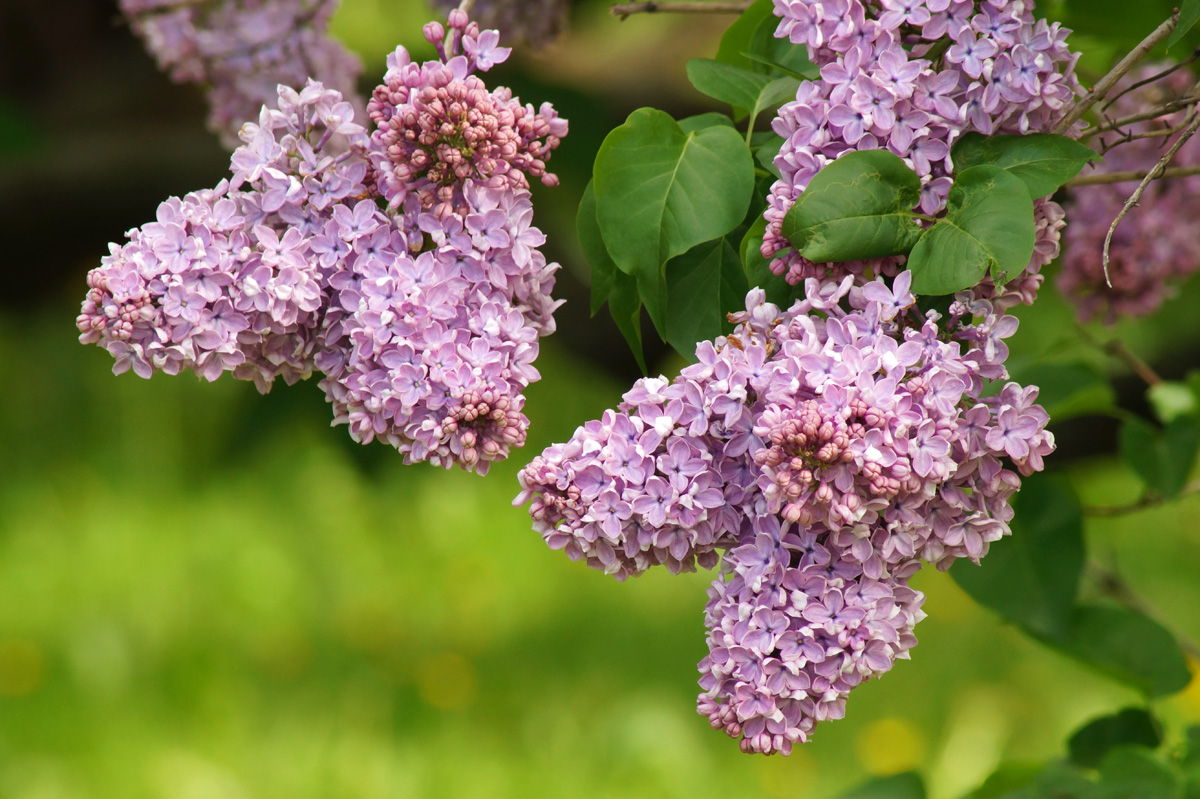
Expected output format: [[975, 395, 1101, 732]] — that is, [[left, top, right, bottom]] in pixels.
[[1052, 11, 1180, 135], [1089, 563, 1200, 661], [1076, 325, 1163, 386], [611, 1, 752, 19], [1090, 79, 1200, 135], [1101, 47, 1200, 112], [1066, 163, 1200, 186], [1096, 110, 1198, 154], [1102, 112, 1200, 285]]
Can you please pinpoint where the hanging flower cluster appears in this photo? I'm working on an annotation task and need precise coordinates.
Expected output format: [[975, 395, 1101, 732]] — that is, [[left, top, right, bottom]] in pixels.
[[78, 13, 566, 474], [119, 0, 363, 147], [763, 0, 1081, 304], [432, 0, 572, 49], [517, 274, 1054, 753], [1059, 65, 1200, 322]]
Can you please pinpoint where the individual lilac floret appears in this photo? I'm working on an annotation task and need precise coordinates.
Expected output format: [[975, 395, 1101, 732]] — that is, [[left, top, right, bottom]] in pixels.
[[78, 82, 369, 390], [762, 0, 1082, 302], [367, 13, 567, 216], [119, 0, 363, 147], [432, 0, 571, 49], [517, 275, 1055, 751], [1060, 65, 1200, 322]]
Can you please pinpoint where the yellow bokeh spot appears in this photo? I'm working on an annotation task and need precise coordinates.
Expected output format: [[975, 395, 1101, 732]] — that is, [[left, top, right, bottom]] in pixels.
[[0, 638, 46, 698], [1176, 656, 1200, 717], [415, 652, 477, 711], [855, 717, 927, 776]]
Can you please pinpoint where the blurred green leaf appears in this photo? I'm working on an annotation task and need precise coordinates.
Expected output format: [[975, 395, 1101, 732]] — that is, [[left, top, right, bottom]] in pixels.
[[966, 763, 1044, 798], [838, 771, 926, 799], [1053, 605, 1192, 698], [580, 181, 647, 370], [1098, 747, 1182, 799], [747, 8, 817, 78], [715, 0, 776, 71], [908, 165, 1035, 294], [951, 133, 1099, 199], [1147, 381, 1199, 424], [1069, 708, 1163, 768], [1185, 727, 1200, 770], [1013, 363, 1116, 422], [594, 108, 754, 335], [781, 150, 923, 262], [1002, 765, 1103, 799], [665, 234, 749, 359], [1168, 0, 1200, 49], [950, 474, 1084, 639], [1118, 415, 1200, 498]]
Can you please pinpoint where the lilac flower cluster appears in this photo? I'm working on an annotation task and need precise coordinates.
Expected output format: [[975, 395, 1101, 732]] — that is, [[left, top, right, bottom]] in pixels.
[[517, 274, 1054, 753], [763, 0, 1081, 302], [1059, 66, 1200, 322], [432, 0, 571, 49], [119, 0, 363, 147], [367, 11, 567, 216], [79, 16, 567, 474]]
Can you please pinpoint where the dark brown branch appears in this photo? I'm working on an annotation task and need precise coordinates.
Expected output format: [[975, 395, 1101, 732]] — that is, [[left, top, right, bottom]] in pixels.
[[1052, 11, 1180, 135], [611, 1, 752, 19], [1103, 112, 1200, 285], [1101, 47, 1200, 112]]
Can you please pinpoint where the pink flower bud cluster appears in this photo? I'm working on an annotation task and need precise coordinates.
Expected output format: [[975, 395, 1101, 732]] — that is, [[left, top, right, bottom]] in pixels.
[[80, 17, 567, 474], [119, 0, 362, 147], [762, 0, 1081, 302], [1059, 65, 1200, 322], [516, 274, 1054, 752], [367, 13, 567, 216], [432, 0, 571, 49]]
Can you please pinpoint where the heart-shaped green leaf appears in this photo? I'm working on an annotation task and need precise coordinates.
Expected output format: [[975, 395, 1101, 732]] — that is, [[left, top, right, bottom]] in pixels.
[[951, 133, 1099, 199], [665, 234, 749, 359], [1118, 414, 1200, 498]]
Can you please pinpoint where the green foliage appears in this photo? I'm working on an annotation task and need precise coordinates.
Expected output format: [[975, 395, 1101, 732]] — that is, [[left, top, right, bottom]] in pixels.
[[1069, 709, 1164, 769], [664, 234, 749, 360], [1118, 415, 1200, 499], [593, 108, 755, 338], [1169, 0, 1200, 50], [1098, 746, 1183, 799], [907, 165, 1035, 294], [740, 215, 800, 308], [780, 149, 924, 262], [1012, 363, 1117, 422], [1053, 605, 1192, 698], [578, 181, 646, 371], [950, 474, 1084, 639], [837, 771, 926, 799], [950, 133, 1099, 200], [685, 59, 799, 138], [716, 0, 815, 78]]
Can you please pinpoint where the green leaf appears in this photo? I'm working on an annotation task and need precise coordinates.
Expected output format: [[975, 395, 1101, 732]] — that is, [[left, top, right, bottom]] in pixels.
[[747, 8, 817, 78], [593, 108, 755, 335], [686, 59, 773, 112], [741, 215, 801, 309], [1098, 747, 1182, 799], [1147, 381, 1199, 424], [1118, 415, 1200, 498], [1184, 727, 1200, 770], [1168, 0, 1200, 50], [950, 474, 1084, 639], [837, 772, 926, 799], [665, 234, 749, 359], [1054, 605, 1192, 698], [1010, 363, 1116, 422], [781, 149, 924, 262], [951, 133, 1099, 199], [578, 181, 617, 317], [1011, 765, 1103, 799], [715, 0, 775, 71], [677, 112, 736, 133], [610, 270, 648, 374], [754, 132, 785, 178], [1069, 709, 1163, 769], [908, 165, 1035, 295]]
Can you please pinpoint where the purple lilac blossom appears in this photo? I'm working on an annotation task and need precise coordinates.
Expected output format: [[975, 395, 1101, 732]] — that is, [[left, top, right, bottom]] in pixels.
[[763, 0, 1081, 307], [367, 13, 568, 217], [1059, 65, 1200, 322], [79, 14, 567, 474], [516, 274, 1054, 753], [119, 0, 363, 147], [431, 0, 571, 49]]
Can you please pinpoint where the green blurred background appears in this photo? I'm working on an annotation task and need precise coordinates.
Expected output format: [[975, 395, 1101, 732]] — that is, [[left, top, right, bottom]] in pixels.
[[0, 1, 1197, 797]]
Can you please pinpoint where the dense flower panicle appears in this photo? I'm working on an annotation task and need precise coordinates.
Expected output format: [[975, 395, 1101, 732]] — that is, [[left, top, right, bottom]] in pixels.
[[1059, 66, 1200, 322], [367, 15, 567, 216], [80, 13, 568, 473], [120, 0, 362, 147], [432, 0, 571, 49], [763, 0, 1081, 297], [517, 274, 1054, 751], [77, 83, 369, 391]]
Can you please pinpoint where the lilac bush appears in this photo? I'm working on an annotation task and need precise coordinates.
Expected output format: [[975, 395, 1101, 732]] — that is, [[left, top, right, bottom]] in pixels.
[[431, 0, 572, 49], [1059, 65, 1200, 322], [119, 0, 363, 147], [79, 13, 566, 473], [517, 275, 1054, 753], [763, 0, 1081, 303]]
